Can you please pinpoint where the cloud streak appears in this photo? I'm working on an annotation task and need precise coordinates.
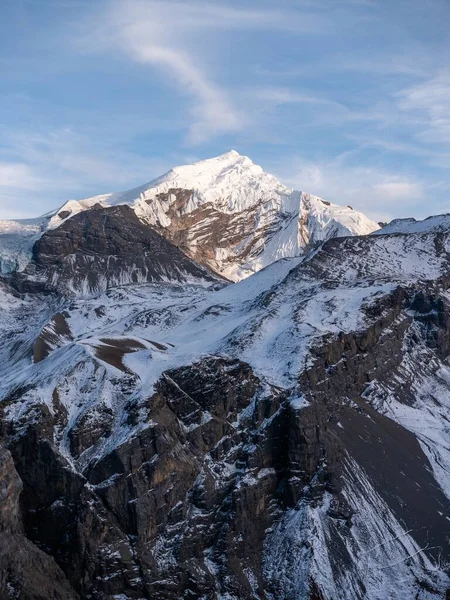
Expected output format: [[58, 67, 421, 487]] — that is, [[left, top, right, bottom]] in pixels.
[[77, 0, 278, 144], [269, 155, 424, 222], [118, 42, 240, 145], [76, 0, 342, 144], [0, 126, 173, 218], [398, 72, 450, 144], [1, 0, 449, 219]]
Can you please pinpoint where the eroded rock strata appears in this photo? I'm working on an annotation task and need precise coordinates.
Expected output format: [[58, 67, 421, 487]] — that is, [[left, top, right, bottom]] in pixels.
[[0, 220, 449, 598]]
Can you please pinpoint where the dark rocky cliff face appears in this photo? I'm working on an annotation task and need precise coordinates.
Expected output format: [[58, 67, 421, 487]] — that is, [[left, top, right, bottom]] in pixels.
[[18, 204, 222, 294], [0, 224, 450, 598], [1, 357, 287, 599], [1, 283, 450, 598], [0, 447, 79, 599]]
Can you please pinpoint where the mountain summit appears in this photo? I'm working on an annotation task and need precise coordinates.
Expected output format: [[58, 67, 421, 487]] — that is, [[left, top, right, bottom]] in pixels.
[[44, 151, 380, 281]]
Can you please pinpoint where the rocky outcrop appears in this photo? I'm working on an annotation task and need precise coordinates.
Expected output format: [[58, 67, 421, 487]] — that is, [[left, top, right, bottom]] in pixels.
[[1, 358, 289, 598], [26, 204, 222, 294], [3, 304, 450, 598], [0, 447, 80, 600], [296, 282, 450, 563], [147, 189, 297, 281]]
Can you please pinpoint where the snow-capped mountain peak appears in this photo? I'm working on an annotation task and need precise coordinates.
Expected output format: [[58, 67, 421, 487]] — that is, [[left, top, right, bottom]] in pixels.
[[58, 151, 379, 280], [133, 149, 287, 215], [155, 149, 260, 183], [0, 151, 380, 281]]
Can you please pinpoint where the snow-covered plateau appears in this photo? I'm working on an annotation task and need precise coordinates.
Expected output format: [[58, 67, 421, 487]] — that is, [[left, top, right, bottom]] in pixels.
[[0, 152, 449, 600]]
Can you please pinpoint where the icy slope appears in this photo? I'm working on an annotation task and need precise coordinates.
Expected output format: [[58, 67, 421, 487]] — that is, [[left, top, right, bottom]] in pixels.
[[41, 150, 380, 281], [0, 218, 43, 274], [374, 213, 450, 236]]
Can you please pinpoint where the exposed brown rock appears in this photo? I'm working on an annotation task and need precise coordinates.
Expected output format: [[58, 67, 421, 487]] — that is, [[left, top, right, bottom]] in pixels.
[[29, 204, 222, 293]]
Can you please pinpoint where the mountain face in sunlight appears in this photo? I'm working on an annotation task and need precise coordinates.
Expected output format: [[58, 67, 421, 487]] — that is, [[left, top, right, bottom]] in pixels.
[[0, 151, 379, 285]]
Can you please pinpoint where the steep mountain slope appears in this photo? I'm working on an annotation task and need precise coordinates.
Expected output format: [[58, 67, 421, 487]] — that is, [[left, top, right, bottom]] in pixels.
[[373, 213, 450, 236], [1, 221, 450, 599], [1, 151, 379, 282], [13, 205, 222, 295]]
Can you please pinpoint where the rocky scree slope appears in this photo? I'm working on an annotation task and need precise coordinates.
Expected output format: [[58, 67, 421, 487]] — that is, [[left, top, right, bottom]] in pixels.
[[0, 151, 379, 282], [0, 219, 449, 598]]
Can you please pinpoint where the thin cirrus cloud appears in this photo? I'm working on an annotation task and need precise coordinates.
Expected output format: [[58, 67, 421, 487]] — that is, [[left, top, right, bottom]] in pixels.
[[76, 0, 269, 144], [75, 0, 337, 144], [0, 163, 44, 191], [0, 0, 449, 220], [269, 156, 425, 223], [0, 127, 173, 219], [120, 44, 241, 145], [397, 72, 450, 144]]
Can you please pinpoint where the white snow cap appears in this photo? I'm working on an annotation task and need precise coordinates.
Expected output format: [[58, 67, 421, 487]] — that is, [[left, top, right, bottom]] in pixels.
[[1, 151, 381, 280], [50, 150, 379, 224]]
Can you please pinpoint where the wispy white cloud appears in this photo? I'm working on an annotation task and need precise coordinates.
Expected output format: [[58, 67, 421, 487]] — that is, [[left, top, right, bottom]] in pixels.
[[1, 0, 449, 221], [77, 0, 286, 144], [0, 162, 44, 190], [374, 181, 422, 200], [253, 86, 349, 110], [102, 0, 330, 35], [253, 53, 429, 79], [3, 128, 164, 189], [122, 44, 240, 145], [397, 72, 450, 144], [75, 0, 341, 144], [0, 127, 173, 218], [269, 155, 424, 222]]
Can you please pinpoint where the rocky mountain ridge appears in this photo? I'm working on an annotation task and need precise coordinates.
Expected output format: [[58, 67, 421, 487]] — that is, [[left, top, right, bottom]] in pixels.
[[0, 210, 449, 598], [15, 204, 223, 295], [0, 152, 449, 598]]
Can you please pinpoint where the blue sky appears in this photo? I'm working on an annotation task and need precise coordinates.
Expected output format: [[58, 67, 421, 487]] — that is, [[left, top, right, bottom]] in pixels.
[[1, 0, 449, 221]]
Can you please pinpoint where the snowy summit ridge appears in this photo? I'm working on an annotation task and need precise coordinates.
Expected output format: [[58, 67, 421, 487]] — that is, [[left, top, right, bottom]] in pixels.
[[42, 150, 380, 281]]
